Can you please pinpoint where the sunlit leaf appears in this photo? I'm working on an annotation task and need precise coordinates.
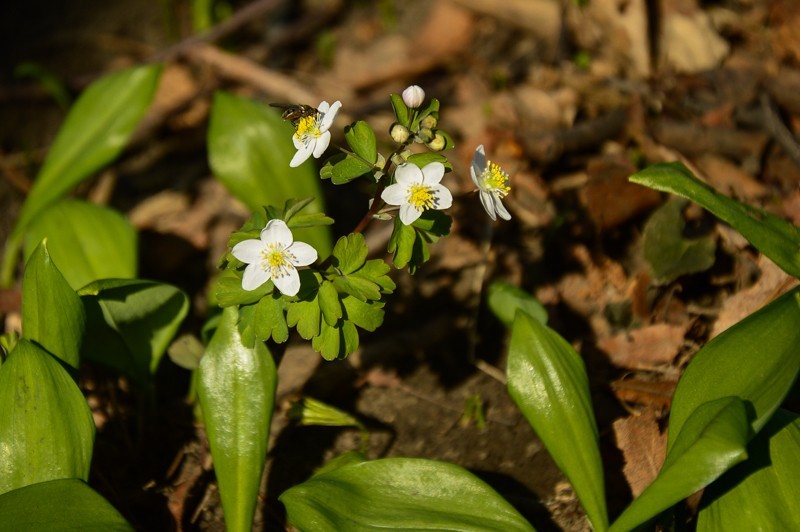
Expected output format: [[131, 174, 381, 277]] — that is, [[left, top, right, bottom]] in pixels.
[[667, 287, 800, 452], [23, 199, 137, 290], [21, 241, 85, 369], [208, 91, 332, 257], [0, 340, 94, 495], [197, 306, 277, 532], [507, 311, 608, 531], [344, 121, 377, 164], [281, 457, 535, 531], [487, 281, 547, 328], [609, 397, 750, 532], [0, 478, 132, 531], [697, 409, 800, 531]]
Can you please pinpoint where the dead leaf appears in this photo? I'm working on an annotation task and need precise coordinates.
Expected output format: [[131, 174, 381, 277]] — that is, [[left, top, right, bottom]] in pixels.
[[611, 377, 677, 411], [613, 411, 667, 497], [661, 10, 729, 72], [711, 255, 798, 338], [600, 323, 687, 370]]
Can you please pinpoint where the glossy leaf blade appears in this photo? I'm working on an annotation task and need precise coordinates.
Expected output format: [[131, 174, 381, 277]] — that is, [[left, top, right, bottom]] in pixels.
[[507, 311, 608, 531], [22, 241, 85, 369], [24, 199, 137, 290], [79, 279, 189, 384], [698, 409, 800, 531], [208, 91, 332, 257], [0, 478, 132, 531], [609, 397, 750, 532], [667, 287, 800, 452], [0, 339, 95, 495], [630, 162, 800, 278], [280, 457, 535, 531], [11, 64, 161, 242], [197, 306, 277, 532]]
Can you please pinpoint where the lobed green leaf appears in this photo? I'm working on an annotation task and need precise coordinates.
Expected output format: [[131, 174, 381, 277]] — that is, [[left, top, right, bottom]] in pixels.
[[344, 121, 377, 164]]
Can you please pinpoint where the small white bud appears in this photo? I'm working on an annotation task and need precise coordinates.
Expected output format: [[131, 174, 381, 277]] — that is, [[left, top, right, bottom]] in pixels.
[[402, 85, 425, 108], [390, 123, 411, 144]]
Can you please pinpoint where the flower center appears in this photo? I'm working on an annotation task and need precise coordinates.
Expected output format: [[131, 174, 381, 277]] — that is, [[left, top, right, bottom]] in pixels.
[[262, 245, 294, 278], [482, 162, 511, 197], [295, 115, 320, 139], [407, 183, 436, 211]]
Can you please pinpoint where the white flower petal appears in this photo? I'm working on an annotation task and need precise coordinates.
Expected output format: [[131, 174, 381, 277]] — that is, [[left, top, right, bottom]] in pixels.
[[399, 203, 422, 225], [472, 144, 487, 173], [381, 183, 408, 206], [293, 135, 305, 149], [290, 142, 314, 167], [262, 219, 293, 245], [273, 268, 301, 296], [317, 101, 330, 113], [313, 131, 331, 158], [288, 241, 318, 267], [493, 195, 511, 220], [478, 190, 497, 221], [469, 165, 480, 188], [231, 239, 265, 264], [320, 101, 341, 131], [432, 184, 453, 209], [395, 163, 422, 186], [242, 263, 271, 291], [420, 162, 445, 185]]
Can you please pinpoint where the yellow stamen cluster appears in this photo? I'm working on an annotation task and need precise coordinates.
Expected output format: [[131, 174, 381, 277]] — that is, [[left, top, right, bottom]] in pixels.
[[408, 184, 436, 211], [295, 115, 320, 138], [483, 161, 511, 197], [262, 246, 293, 277]]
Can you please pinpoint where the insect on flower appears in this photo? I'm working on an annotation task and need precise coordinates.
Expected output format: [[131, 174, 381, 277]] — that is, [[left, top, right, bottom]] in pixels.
[[269, 103, 320, 125]]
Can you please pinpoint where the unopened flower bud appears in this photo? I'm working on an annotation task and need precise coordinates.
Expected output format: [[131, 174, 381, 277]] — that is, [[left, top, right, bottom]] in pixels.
[[420, 114, 438, 129], [416, 127, 435, 143], [426, 133, 447, 152], [390, 123, 411, 144], [402, 85, 425, 108]]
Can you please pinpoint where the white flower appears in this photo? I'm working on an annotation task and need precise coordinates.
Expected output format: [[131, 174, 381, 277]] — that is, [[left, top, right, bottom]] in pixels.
[[290, 100, 342, 168], [402, 85, 425, 108], [231, 219, 318, 296], [470, 145, 511, 221], [381, 162, 453, 225]]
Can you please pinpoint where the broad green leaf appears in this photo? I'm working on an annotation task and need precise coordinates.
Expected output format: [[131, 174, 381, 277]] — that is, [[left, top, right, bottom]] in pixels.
[[280, 457, 535, 531], [216, 270, 274, 307], [344, 121, 377, 164], [312, 319, 343, 361], [208, 91, 332, 257], [487, 281, 548, 328], [630, 162, 800, 279], [507, 311, 608, 531], [2, 64, 160, 287], [79, 279, 189, 385], [287, 298, 322, 340], [22, 241, 85, 369], [0, 478, 132, 532], [291, 397, 364, 429], [609, 397, 750, 532], [667, 287, 800, 452], [10, 65, 160, 242], [23, 199, 137, 290], [698, 409, 800, 531], [642, 199, 716, 283], [390, 93, 410, 127], [331, 233, 368, 274], [406, 152, 451, 170], [198, 306, 277, 532], [388, 218, 416, 269], [0, 339, 94, 495]]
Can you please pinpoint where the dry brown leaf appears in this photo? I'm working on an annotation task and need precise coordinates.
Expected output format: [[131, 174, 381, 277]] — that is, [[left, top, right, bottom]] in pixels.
[[711, 255, 798, 338], [613, 411, 667, 497], [599, 323, 687, 370], [611, 377, 677, 411], [661, 10, 729, 72], [580, 156, 662, 231], [695, 154, 769, 203]]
